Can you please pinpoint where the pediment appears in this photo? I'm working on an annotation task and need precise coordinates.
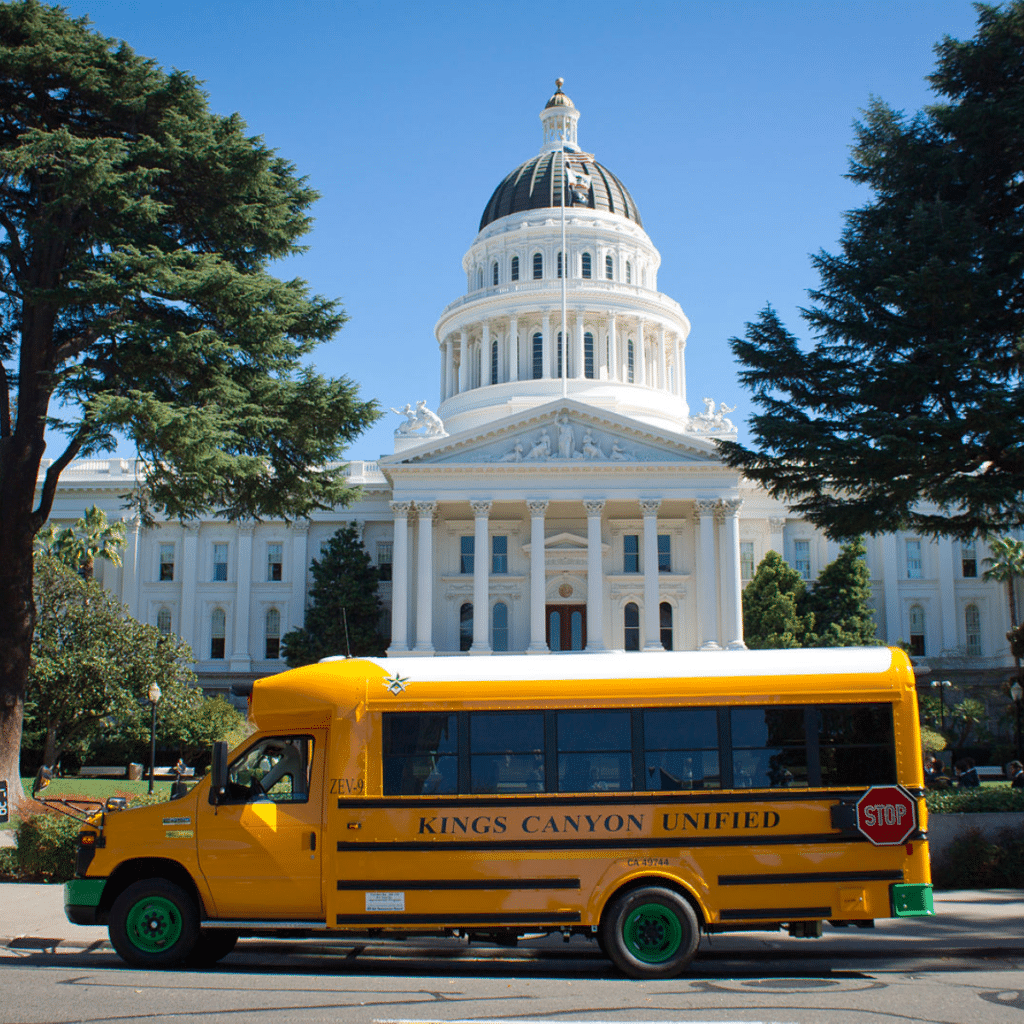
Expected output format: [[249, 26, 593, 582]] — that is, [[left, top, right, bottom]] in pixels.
[[379, 400, 723, 470]]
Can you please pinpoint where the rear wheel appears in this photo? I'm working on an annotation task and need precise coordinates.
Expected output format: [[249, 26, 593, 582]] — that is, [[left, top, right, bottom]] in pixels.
[[601, 886, 700, 979], [109, 879, 199, 968], [184, 929, 238, 967]]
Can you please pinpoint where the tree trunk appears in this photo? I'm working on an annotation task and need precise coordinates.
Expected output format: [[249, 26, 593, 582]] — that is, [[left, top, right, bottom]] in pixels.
[[43, 722, 58, 768]]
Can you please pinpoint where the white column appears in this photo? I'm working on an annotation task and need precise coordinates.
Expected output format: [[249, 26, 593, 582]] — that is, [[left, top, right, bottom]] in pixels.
[[658, 324, 667, 392], [231, 521, 254, 671], [481, 321, 491, 385], [768, 515, 786, 556], [470, 500, 492, 655], [574, 313, 585, 379], [289, 521, 309, 635], [458, 330, 468, 393], [637, 317, 646, 385], [413, 500, 436, 654], [444, 338, 454, 400], [608, 314, 618, 381], [508, 317, 519, 383], [641, 498, 663, 651], [718, 499, 745, 649], [883, 533, 900, 644], [542, 312, 551, 379], [937, 536, 957, 654], [584, 499, 606, 651], [527, 499, 549, 653], [388, 502, 412, 654], [673, 335, 684, 399], [180, 522, 199, 651], [121, 515, 142, 619], [695, 499, 721, 650]]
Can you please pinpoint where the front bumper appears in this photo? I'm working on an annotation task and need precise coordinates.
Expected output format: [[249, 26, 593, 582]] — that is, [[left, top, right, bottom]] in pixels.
[[64, 878, 106, 926]]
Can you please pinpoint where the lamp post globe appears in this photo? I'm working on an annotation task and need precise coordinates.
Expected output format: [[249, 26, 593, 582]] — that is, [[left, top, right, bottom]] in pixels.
[[147, 682, 162, 794]]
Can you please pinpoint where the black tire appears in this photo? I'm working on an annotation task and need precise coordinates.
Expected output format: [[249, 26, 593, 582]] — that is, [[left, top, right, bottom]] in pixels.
[[600, 886, 700, 979], [184, 929, 238, 967], [109, 879, 199, 968]]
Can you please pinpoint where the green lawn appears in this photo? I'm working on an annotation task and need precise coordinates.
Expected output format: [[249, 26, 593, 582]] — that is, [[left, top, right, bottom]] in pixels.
[[2, 777, 179, 829]]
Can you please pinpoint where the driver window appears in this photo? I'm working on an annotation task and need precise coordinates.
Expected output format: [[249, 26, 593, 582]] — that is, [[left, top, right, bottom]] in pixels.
[[227, 736, 312, 803]]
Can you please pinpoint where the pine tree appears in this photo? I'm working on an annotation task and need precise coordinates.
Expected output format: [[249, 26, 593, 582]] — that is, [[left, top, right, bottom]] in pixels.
[[742, 551, 815, 650], [282, 525, 386, 666], [806, 537, 880, 647]]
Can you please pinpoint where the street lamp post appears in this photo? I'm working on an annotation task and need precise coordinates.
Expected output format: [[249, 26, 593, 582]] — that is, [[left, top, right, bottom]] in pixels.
[[931, 679, 952, 733], [1011, 680, 1023, 763], [147, 682, 162, 795]]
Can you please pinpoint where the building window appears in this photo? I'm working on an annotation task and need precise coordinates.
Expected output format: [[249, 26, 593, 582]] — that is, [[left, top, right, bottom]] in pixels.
[[794, 539, 811, 580], [210, 608, 226, 659], [159, 543, 174, 581], [533, 252, 543, 279], [556, 331, 563, 377], [460, 536, 474, 574], [961, 539, 977, 578], [267, 542, 283, 581], [492, 261, 498, 286], [605, 254, 614, 280], [658, 534, 671, 573], [740, 541, 755, 582], [265, 608, 281, 660], [377, 541, 393, 581], [582, 252, 592, 279], [532, 332, 543, 379], [624, 534, 639, 573], [624, 602, 640, 651], [626, 260, 632, 284], [476, 266, 483, 289], [156, 607, 172, 635], [212, 543, 228, 582], [909, 604, 925, 657], [511, 255, 519, 281], [491, 339, 498, 385], [627, 339, 635, 383], [660, 602, 673, 650], [584, 332, 594, 379], [492, 602, 509, 652], [965, 604, 981, 656], [492, 535, 508, 575], [460, 603, 473, 652], [906, 539, 922, 579], [557, 250, 563, 278]]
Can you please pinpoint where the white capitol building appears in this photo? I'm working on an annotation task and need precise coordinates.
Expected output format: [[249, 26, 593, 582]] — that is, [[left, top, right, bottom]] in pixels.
[[43, 83, 1015, 692]]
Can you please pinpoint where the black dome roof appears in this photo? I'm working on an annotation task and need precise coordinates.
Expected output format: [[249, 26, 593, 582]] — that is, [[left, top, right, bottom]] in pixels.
[[479, 151, 642, 232]]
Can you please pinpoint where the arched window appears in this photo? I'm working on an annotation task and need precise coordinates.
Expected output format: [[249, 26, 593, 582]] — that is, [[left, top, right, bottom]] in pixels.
[[626, 260, 632, 284], [491, 261, 499, 286], [624, 602, 640, 651], [156, 607, 172, 635], [605, 254, 614, 280], [490, 339, 499, 385], [584, 332, 594, 379], [210, 608, 226, 660], [660, 602, 673, 650], [265, 607, 281, 659], [511, 255, 519, 281], [476, 266, 483, 289], [582, 252, 592, 279], [557, 251, 563, 278], [533, 252, 543, 279], [556, 331, 563, 378], [532, 332, 543, 379], [908, 605, 925, 657], [460, 603, 473, 652], [627, 339, 635, 383], [492, 602, 509, 652], [965, 604, 982, 656]]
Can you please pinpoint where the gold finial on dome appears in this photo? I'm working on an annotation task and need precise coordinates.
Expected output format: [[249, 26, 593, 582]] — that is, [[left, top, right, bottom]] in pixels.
[[556, 77, 564, 89]]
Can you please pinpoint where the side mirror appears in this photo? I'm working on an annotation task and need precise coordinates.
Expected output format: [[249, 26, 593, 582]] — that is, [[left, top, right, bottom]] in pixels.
[[32, 766, 53, 799], [209, 740, 228, 805], [105, 797, 127, 812]]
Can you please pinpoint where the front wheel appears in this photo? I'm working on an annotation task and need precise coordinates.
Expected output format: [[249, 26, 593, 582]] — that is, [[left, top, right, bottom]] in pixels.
[[601, 886, 700, 979], [109, 879, 199, 968]]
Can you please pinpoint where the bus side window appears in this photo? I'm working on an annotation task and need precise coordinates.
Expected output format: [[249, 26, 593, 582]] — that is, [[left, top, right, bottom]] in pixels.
[[643, 709, 720, 790], [818, 703, 897, 786], [556, 711, 631, 792], [226, 737, 312, 804], [731, 708, 808, 788], [383, 713, 458, 795], [470, 712, 545, 794]]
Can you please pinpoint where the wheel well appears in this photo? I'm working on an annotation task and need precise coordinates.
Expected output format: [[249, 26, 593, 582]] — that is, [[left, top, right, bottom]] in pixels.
[[99, 859, 204, 918], [599, 875, 707, 932]]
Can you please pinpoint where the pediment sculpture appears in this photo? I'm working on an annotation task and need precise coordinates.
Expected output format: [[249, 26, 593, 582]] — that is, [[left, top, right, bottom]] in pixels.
[[391, 400, 448, 438], [687, 397, 736, 435], [490, 414, 638, 463]]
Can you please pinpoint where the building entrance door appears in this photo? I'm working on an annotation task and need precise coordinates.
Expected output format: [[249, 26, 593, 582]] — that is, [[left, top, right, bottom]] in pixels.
[[547, 604, 587, 651]]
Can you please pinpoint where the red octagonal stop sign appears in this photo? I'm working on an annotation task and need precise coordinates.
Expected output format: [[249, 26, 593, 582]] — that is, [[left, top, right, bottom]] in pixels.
[[855, 784, 917, 846]]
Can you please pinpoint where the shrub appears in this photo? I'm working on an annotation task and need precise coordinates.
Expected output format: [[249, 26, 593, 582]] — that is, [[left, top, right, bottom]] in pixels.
[[13, 810, 80, 881], [925, 787, 1024, 814], [932, 826, 1024, 889]]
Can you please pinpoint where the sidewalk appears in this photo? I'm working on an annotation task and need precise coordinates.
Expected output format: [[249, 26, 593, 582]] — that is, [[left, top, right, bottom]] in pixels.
[[1, 883, 1021, 956]]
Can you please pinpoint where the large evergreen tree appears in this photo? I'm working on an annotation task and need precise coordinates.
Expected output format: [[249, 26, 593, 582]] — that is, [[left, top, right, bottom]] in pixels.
[[719, 3, 1024, 541], [742, 551, 815, 650], [806, 537, 880, 647], [282, 524, 387, 666], [0, 2, 379, 811]]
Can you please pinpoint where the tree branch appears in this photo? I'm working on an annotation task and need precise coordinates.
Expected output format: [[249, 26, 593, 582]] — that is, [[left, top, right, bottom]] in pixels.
[[0, 207, 26, 279], [31, 430, 88, 529]]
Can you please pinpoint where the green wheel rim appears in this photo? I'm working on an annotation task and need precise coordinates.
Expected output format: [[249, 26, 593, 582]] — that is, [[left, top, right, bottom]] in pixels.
[[622, 901, 683, 964], [124, 895, 183, 953]]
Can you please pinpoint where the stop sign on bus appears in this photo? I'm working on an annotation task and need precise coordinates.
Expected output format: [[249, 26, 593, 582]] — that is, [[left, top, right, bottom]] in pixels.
[[855, 785, 917, 846]]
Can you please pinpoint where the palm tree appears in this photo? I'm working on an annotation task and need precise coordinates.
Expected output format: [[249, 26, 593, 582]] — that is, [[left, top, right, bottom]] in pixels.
[[983, 536, 1024, 684], [34, 506, 125, 580]]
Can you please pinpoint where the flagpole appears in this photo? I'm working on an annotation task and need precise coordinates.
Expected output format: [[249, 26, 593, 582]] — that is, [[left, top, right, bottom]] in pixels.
[[560, 139, 568, 399]]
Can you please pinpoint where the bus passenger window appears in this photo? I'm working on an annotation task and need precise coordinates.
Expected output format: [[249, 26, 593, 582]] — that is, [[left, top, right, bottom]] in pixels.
[[731, 707, 808, 788], [227, 737, 312, 803], [643, 709, 720, 790], [470, 712, 545, 793], [818, 703, 897, 786], [383, 713, 457, 795], [557, 710, 632, 792]]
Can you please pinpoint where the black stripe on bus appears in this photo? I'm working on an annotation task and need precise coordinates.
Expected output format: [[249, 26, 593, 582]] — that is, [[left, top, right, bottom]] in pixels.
[[336, 831, 891, 854], [337, 789, 872, 810], [336, 878, 580, 891], [720, 907, 832, 921], [718, 869, 904, 886], [335, 912, 581, 926]]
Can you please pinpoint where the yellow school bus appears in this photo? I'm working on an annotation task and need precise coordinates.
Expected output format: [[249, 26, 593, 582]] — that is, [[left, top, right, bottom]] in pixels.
[[64, 647, 933, 978]]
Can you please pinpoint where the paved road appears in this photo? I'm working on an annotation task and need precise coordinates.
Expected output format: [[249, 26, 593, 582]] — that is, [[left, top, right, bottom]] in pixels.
[[2, 887, 1023, 1024]]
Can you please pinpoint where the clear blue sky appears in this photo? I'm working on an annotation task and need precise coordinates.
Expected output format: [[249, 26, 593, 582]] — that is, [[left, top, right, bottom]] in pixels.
[[58, 0, 982, 461]]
